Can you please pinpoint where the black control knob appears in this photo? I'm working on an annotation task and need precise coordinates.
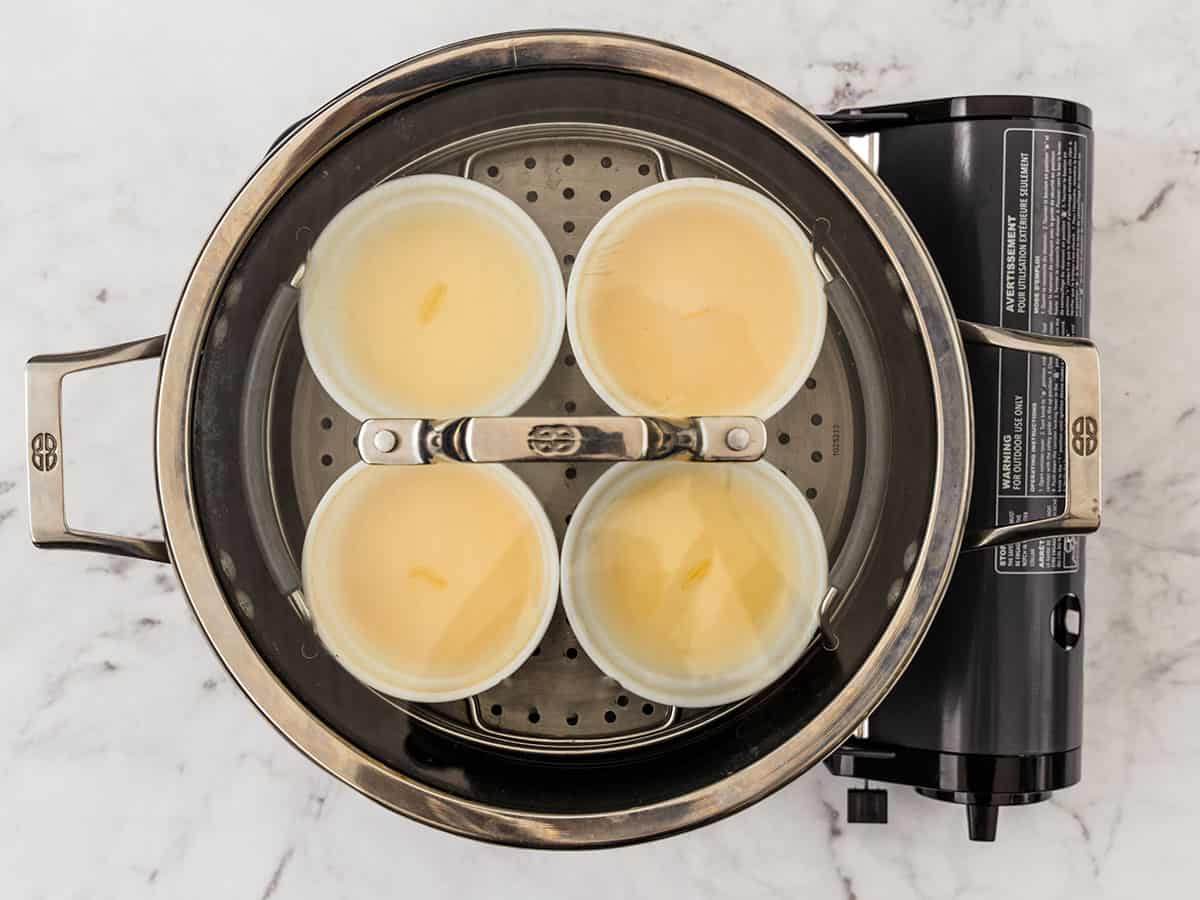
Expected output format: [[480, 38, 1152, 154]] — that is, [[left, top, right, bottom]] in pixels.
[[847, 787, 888, 824]]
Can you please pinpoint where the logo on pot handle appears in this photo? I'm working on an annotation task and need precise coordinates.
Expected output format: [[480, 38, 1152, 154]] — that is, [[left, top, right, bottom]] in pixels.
[[31, 432, 59, 472], [1070, 415, 1098, 456], [528, 424, 583, 457]]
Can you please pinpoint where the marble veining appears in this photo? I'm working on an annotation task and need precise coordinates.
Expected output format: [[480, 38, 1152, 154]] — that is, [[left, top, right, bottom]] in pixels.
[[2, 1, 1197, 897]]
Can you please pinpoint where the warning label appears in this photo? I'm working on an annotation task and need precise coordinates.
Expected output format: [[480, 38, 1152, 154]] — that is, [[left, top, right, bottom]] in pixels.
[[994, 128, 1089, 574]]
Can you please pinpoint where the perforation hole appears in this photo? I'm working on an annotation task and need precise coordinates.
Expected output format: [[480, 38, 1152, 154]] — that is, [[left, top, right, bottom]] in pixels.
[[486, 165, 499, 178], [319, 417, 332, 430], [526, 190, 538, 203], [563, 221, 576, 233], [806, 487, 818, 499], [616, 694, 629, 707], [562, 154, 575, 166], [638, 163, 651, 176], [524, 157, 536, 169], [604, 710, 616, 723], [810, 414, 823, 426], [565, 647, 578, 659], [599, 190, 612, 202], [566, 713, 579, 726], [565, 467, 577, 480], [562, 187, 575, 199], [600, 156, 613, 168], [778, 432, 791, 445], [811, 450, 823, 463], [320, 454, 333, 467], [490, 704, 502, 716], [642, 703, 654, 715], [564, 400, 576, 413], [528, 708, 541, 724]]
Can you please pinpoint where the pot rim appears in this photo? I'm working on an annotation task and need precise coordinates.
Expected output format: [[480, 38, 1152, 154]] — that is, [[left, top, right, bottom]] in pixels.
[[155, 29, 973, 847]]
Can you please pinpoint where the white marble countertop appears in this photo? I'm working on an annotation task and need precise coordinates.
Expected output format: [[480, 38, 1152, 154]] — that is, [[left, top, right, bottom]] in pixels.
[[2, 1, 1197, 897]]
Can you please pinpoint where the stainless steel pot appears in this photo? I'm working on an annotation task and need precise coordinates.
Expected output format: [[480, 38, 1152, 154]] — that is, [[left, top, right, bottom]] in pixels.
[[25, 31, 1101, 847]]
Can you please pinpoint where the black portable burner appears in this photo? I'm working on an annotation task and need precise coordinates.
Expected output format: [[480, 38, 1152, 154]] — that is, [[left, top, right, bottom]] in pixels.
[[823, 96, 1092, 841]]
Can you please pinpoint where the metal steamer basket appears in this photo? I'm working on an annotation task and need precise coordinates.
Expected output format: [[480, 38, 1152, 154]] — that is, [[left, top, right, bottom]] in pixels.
[[25, 32, 1101, 847]]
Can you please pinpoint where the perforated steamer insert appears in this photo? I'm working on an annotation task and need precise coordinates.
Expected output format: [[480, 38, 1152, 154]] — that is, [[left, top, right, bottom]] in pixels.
[[26, 32, 1102, 846], [273, 123, 873, 753]]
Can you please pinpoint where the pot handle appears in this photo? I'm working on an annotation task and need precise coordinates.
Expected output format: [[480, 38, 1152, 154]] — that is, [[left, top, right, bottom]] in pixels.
[[26, 336, 169, 563], [958, 321, 1101, 550]]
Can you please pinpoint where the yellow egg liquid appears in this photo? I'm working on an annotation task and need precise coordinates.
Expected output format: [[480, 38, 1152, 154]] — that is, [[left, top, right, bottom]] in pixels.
[[305, 198, 546, 417], [574, 464, 801, 679], [304, 464, 550, 693], [573, 188, 819, 416]]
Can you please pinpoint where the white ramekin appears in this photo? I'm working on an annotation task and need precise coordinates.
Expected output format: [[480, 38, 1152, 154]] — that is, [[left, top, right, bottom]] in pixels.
[[302, 462, 560, 703], [566, 177, 827, 420], [300, 174, 565, 421], [560, 460, 828, 708]]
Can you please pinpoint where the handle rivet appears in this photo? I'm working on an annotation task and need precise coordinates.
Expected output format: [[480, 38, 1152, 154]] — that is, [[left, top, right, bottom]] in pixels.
[[373, 429, 399, 453], [725, 427, 751, 452]]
